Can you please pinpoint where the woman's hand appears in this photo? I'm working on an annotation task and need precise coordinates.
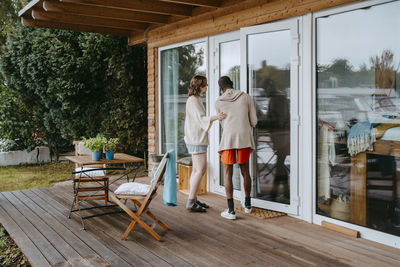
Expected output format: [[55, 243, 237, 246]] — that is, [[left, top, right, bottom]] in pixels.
[[211, 112, 227, 122]]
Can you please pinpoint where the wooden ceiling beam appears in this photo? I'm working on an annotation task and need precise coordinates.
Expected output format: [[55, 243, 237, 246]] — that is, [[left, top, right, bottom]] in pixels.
[[60, 0, 193, 17], [159, 0, 221, 8], [32, 8, 149, 31], [128, 31, 147, 46], [21, 17, 132, 36], [43, 1, 169, 25]]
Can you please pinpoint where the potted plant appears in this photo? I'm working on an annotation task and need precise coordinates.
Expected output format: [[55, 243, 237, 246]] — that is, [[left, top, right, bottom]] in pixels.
[[82, 134, 106, 161], [104, 138, 119, 160]]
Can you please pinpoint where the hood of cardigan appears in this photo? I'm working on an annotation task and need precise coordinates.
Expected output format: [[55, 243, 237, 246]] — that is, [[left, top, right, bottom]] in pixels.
[[218, 89, 244, 102]]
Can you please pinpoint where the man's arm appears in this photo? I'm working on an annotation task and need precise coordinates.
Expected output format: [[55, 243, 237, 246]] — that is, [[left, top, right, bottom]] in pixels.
[[248, 95, 258, 127]]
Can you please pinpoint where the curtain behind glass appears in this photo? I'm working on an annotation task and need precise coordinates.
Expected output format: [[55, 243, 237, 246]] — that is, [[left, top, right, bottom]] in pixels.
[[162, 49, 179, 154]]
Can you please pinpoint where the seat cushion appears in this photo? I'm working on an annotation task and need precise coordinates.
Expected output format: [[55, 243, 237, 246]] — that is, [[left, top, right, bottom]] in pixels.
[[75, 167, 105, 177], [177, 156, 192, 166], [114, 182, 151, 196]]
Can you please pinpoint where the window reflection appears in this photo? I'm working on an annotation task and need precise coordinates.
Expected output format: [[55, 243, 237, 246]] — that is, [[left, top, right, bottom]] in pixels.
[[248, 30, 291, 204], [161, 43, 206, 159], [219, 40, 241, 190], [316, 1, 400, 236]]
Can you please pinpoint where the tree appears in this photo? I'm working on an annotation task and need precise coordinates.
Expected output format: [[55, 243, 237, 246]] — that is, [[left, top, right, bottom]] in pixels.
[[0, 0, 25, 48], [0, 83, 38, 151], [1, 25, 147, 158]]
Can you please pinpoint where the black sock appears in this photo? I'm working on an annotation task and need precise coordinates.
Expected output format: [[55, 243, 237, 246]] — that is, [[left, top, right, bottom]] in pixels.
[[227, 198, 234, 213], [245, 197, 251, 207]]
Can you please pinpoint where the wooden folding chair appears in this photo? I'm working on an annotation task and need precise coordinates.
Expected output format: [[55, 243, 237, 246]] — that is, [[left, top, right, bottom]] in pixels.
[[110, 153, 169, 241]]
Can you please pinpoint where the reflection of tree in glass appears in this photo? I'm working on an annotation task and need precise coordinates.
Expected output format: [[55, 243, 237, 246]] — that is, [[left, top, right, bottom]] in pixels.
[[317, 58, 374, 88], [317, 50, 400, 90], [370, 49, 397, 89], [226, 65, 240, 89], [178, 45, 204, 94], [255, 62, 289, 95]]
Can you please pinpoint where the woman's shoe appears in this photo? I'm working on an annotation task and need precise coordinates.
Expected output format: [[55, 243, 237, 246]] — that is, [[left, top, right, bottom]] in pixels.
[[188, 203, 207, 212], [196, 200, 210, 209]]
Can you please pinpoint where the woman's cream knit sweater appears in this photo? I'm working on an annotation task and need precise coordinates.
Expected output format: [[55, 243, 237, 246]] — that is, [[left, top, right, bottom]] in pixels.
[[184, 96, 212, 146]]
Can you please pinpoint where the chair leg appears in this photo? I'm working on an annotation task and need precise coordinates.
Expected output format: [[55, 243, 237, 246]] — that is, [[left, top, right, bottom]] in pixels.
[[122, 220, 138, 240], [105, 179, 109, 206], [132, 199, 169, 230], [111, 194, 163, 241]]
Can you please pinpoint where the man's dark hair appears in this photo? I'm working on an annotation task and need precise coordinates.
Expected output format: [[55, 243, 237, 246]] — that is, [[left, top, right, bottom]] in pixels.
[[218, 76, 233, 90]]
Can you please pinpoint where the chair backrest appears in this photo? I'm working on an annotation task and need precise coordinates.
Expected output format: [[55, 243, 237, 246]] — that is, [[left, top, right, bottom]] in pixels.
[[137, 153, 169, 214], [148, 153, 169, 196]]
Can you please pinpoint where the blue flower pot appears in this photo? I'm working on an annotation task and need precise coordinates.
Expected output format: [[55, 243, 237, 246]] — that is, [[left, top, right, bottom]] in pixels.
[[92, 151, 102, 161], [106, 151, 115, 160]]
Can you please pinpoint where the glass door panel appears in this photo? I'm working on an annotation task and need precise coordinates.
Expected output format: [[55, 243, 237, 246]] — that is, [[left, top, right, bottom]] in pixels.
[[219, 40, 241, 191], [241, 19, 299, 214], [209, 31, 242, 198], [248, 30, 291, 205]]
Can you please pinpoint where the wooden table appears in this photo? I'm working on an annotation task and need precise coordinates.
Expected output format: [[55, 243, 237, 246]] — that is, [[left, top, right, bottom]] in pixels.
[[350, 140, 400, 226], [65, 153, 145, 229], [66, 153, 144, 166]]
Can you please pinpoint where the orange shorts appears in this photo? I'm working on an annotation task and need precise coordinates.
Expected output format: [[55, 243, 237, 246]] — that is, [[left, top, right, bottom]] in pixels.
[[220, 147, 251, 165]]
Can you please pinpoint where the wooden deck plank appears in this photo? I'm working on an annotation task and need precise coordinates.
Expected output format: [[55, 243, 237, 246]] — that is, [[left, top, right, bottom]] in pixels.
[[153, 196, 347, 266], [0, 182, 399, 267], [33, 187, 148, 267], [13, 190, 97, 259], [0, 192, 68, 266], [0, 204, 51, 267], [240, 212, 397, 267], [3, 191, 83, 266], [52, 184, 245, 266], [160, 191, 338, 265], [277, 217, 400, 265], [46, 185, 180, 267], [111, 181, 340, 266]]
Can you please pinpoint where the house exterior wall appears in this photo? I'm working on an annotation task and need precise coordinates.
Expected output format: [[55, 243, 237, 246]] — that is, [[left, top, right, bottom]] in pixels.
[[146, 0, 360, 169]]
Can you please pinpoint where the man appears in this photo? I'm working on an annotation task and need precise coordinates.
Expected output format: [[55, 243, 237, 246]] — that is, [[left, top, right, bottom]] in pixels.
[[215, 76, 258, 220]]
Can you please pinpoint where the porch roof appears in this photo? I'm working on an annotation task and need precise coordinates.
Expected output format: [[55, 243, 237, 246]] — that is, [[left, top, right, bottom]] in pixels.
[[18, 0, 239, 45]]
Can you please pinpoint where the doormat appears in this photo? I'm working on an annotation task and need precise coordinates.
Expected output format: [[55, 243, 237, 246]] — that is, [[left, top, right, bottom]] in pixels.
[[236, 206, 286, 219]]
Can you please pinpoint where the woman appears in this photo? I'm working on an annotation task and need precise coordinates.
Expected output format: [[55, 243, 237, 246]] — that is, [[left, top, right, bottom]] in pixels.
[[184, 75, 226, 212]]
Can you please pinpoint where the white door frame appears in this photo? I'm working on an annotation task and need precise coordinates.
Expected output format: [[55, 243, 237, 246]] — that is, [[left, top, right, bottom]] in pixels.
[[209, 31, 242, 199], [240, 18, 300, 215]]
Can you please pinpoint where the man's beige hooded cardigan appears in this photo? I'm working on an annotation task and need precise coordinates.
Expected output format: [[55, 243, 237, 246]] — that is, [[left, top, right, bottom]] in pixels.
[[215, 89, 258, 152]]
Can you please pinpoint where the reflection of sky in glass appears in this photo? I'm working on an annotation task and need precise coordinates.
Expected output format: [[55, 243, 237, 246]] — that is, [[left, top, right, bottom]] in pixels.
[[220, 40, 240, 75], [317, 1, 400, 70], [248, 30, 290, 70]]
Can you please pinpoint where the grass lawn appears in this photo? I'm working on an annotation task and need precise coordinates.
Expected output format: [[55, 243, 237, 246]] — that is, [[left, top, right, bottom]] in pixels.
[[0, 162, 71, 192]]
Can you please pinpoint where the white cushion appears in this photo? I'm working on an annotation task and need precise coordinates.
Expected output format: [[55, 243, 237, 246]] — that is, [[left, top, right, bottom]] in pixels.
[[381, 127, 400, 141], [114, 182, 150, 196], [75, 167, 105, 177]]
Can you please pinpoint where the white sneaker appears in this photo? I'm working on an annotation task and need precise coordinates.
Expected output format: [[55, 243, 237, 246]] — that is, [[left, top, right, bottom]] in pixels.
[[244, 206, 252, 214], [221, 209, 236, 220]]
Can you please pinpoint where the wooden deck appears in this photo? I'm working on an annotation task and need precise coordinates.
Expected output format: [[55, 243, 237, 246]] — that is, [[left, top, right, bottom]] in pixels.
[[0, 177, 399, 267]]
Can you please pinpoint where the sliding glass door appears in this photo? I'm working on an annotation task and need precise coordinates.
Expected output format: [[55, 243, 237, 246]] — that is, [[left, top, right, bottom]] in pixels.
[[241, 19, 300, 215]]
